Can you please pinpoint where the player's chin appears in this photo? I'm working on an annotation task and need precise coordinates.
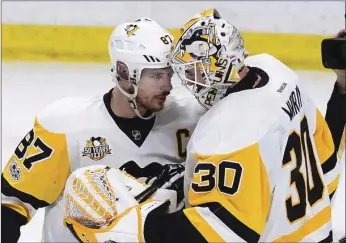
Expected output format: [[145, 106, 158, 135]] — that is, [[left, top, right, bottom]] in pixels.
[[150, 98, 166, 111]]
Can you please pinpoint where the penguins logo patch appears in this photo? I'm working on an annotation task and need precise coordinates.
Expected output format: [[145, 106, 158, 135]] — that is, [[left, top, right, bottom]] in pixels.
[[82, 137, 112, 161]]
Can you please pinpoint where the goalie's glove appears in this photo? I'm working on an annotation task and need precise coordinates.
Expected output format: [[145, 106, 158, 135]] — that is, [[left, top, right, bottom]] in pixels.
[[65, 199, 170, 243], [63, 165, 175, 243]]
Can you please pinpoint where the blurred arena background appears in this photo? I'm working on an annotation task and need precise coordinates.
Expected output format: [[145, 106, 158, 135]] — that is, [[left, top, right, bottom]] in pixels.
[[2, 1, 345, 69], [1, 1, 345, 242]]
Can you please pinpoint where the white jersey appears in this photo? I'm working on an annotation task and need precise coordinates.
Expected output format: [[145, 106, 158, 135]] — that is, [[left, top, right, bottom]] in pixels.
[[183, 54, 340, 242], [2, 90, 204, 242]]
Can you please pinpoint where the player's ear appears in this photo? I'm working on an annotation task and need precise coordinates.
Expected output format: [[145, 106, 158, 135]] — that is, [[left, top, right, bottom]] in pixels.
[[116, 61, 133, 91], [116, 61, 130, 82]]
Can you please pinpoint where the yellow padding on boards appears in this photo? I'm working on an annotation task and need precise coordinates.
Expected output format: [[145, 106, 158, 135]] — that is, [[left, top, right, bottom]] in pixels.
[[2, 24, 112, 63], [2, 24, 332, 70]]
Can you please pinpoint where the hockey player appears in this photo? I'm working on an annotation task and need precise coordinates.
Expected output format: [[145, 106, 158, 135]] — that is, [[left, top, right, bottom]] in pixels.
[[62, 9, 345, 243], [152, 10, 345, 242], [1, 18, 203, 243]]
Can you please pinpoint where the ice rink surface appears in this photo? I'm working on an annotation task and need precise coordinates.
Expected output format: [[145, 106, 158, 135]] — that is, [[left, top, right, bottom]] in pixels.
[[1, 62, 345, 242]]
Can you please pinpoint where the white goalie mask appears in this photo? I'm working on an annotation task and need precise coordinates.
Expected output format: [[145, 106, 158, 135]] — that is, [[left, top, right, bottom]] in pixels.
[[171, 9, 247, 110], [108, 17, 174, 119], [63, 165, 177, 243]]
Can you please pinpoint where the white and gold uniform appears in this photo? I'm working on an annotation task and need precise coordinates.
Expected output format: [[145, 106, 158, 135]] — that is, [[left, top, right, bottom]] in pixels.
[[184, 54, 340, 242], [144, 54, 341, 243], [1, 90, 203, 242]]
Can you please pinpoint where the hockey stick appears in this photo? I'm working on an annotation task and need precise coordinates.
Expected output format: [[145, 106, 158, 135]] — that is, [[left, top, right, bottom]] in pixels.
[[134, 179, 162, 203], [134, 164, 185, 203]]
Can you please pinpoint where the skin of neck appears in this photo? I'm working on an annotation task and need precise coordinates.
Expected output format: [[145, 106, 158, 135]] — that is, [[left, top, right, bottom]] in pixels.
[[239, 66, 262, 88], [110, 86, 148, 119], [238, 65, 250, 79]]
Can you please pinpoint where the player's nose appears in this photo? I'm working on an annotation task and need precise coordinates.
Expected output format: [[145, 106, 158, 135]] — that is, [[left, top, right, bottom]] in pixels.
[[161, 75, 173, 91]]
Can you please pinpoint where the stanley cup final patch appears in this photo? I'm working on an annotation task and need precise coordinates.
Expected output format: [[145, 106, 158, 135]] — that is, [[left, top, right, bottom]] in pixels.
[[9, 159, 22, 181], [82, 137, 112, 161]]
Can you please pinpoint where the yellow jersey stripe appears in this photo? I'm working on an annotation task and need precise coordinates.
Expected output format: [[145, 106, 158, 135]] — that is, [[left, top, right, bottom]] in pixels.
[[337, 127, 345, 161], [273, 206, 331, 242], [327, 175, 340, 195], [2, 203, 31, 222], [136, 206, 144, 243]]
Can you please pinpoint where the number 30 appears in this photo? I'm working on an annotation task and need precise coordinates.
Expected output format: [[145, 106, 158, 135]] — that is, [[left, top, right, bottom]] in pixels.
[[283, 116, 324, 224], [191, 160, 243, 196]]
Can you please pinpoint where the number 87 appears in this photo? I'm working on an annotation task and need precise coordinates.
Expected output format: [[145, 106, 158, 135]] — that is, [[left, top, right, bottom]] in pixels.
[[160, 35, 172, 45]]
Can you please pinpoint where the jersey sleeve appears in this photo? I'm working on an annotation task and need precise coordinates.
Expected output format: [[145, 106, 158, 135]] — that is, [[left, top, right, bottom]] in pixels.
[[145, 143, 271, 243], [314, 107, 341, 201], [1, 115, 71, 223]]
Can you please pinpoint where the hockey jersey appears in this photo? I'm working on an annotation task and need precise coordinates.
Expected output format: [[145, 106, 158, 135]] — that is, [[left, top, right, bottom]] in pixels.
[[179, 54, 340, 242], [1, 90, 204, 242]]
